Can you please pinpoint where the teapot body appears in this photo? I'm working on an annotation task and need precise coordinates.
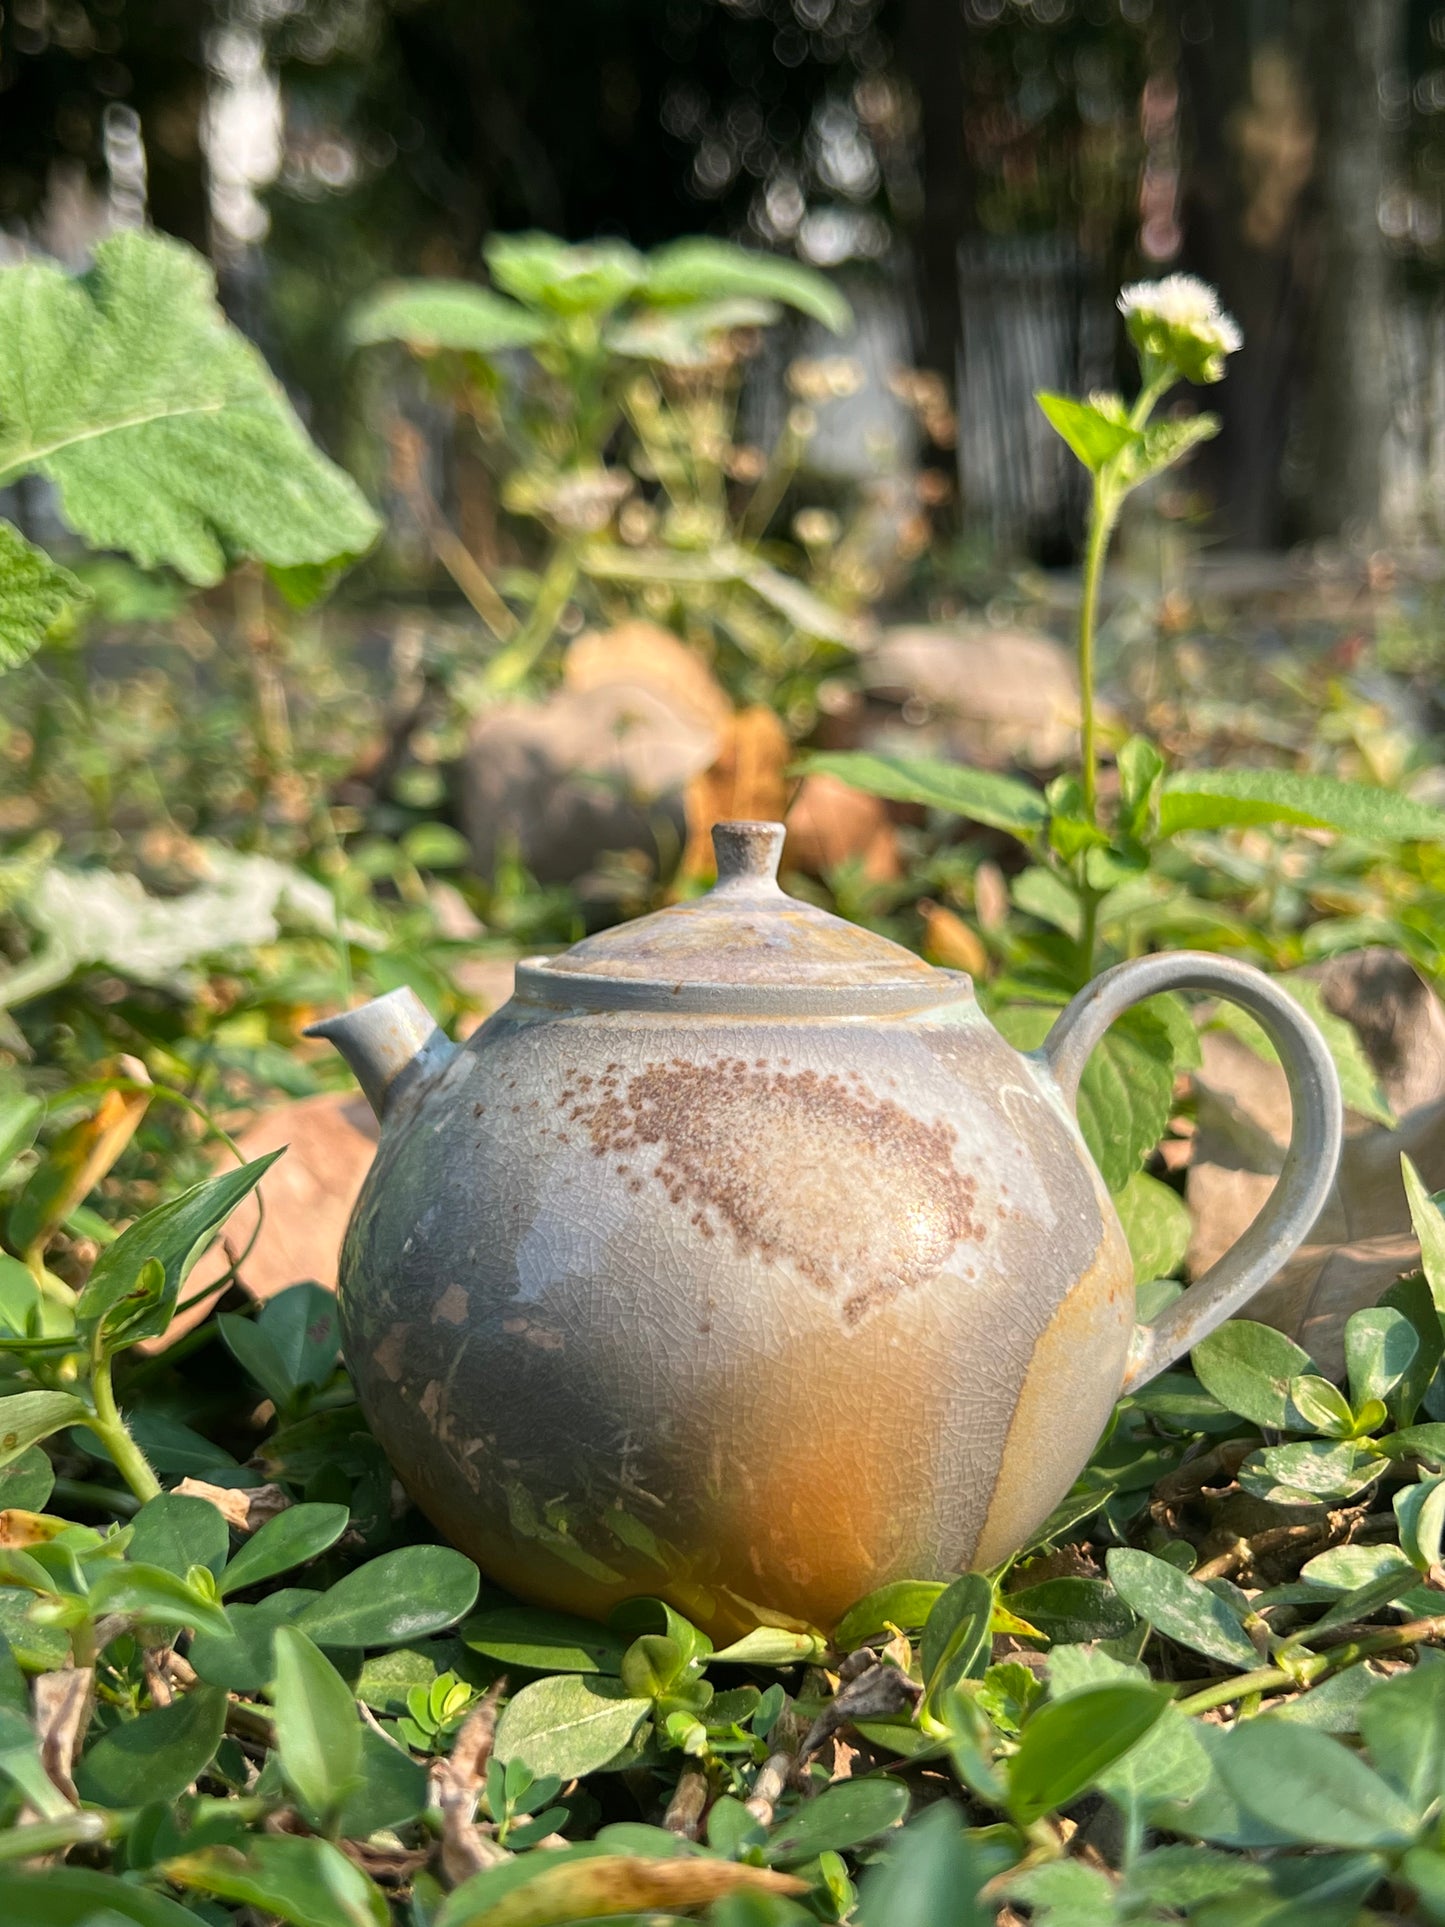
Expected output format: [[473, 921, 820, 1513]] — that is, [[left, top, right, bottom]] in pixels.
[[337, 987, 1132, 1639]]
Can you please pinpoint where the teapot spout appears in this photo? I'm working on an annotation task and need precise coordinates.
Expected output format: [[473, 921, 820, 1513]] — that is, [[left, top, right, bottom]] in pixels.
[[303, 986, 454, 1122]]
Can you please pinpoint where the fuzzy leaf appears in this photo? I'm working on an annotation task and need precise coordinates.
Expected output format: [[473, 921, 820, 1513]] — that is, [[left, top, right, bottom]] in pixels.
[[797, 749, 1048, 838], [1214, 1717, 1419, 1847], [0, 231, 379, 583], [1159, 767, 1445, 843], [1034, 390, 1139, 472], [349, 280, 547, 354], [0, 520, 86, 671], [1116, 1170, 1192, 1282], [642, 237, 852, 333]]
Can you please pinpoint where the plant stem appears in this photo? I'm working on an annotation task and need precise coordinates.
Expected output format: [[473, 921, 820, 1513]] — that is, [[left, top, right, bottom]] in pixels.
[[1076, 477, 1116, 829], [88, 1348, 161, 1504], [481, 543, 580, 694], [51, 1476, 141, 1517], [1175, 1612, 1445, 1718]]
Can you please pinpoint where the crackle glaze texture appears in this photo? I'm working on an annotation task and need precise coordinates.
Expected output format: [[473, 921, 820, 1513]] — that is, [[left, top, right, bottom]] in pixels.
[[337, 993, 1133, 1639]]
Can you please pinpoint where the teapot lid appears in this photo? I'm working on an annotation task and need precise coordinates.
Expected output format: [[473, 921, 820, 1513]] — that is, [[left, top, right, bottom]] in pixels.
[[514, 821, 968, 1016]]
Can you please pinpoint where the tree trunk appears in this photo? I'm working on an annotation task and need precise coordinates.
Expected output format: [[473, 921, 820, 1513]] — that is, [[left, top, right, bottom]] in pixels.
[[1293, 0, 1403, 541]]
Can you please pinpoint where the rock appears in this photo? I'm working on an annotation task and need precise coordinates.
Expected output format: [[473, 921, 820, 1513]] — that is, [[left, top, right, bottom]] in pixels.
[[1185, 950, 1445, 1376], [456, 624, 727, 883], [860, 624, 1078, 770], [784, 772, 900, 883], [678, 705, 791, 883], [148, 1091, 379, 1348]]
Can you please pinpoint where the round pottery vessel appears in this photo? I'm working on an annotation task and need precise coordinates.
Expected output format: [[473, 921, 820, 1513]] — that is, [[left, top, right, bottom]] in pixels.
[[308, 822, 1343, 1639]]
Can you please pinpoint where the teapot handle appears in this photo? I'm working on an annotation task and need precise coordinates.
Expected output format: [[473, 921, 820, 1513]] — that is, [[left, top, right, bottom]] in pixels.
[[1038, 952, 1343, 1392]]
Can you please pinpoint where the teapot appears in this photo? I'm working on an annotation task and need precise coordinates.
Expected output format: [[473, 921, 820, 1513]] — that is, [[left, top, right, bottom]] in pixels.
[[308, 821, 1342, 1639]]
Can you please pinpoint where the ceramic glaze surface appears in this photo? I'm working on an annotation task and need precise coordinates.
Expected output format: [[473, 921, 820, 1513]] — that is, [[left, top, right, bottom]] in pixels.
[[311, 820, 1344, 1639], [338, 994, 1130, 1637]]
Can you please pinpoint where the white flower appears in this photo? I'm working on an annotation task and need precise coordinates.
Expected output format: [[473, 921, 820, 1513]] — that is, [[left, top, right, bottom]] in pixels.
[[1117, 274, 1242, 366]]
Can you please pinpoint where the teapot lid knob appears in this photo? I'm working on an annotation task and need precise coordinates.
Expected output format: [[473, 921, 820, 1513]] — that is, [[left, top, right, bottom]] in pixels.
[[712, 820, 785, 889]]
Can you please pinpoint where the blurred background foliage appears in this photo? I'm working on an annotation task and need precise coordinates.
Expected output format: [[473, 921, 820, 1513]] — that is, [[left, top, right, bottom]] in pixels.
[[7, 0, 1445, 555]]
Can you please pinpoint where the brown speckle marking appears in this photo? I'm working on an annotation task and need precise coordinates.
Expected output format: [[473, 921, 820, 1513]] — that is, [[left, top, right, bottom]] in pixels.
[[560, 1057, 984, 1323], [433, 1282, 470, 1326], [374, 1324, 408, 1382]]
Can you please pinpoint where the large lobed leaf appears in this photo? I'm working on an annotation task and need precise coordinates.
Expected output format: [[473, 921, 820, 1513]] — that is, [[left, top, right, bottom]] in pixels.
[[0, 230, 380, 584]]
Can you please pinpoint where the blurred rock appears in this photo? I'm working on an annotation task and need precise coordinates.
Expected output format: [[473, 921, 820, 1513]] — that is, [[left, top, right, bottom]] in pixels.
[[860, 624, 1078, 770], [785, 771, 900, 883], [457, 623, 727, 883], [149, 1091, 378, 1348], [453, 954, 518, 1036], [679, 705, 791, 883], [1185, 950, 1445, 1376]]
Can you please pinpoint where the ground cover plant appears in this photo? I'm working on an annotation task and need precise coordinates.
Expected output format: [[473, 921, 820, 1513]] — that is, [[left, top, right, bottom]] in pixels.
[[2, 238, 1445, 1924]]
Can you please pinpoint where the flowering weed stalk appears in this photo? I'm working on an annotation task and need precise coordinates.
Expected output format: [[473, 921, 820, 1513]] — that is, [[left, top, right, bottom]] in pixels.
[[1037, 274, 1242, 829]]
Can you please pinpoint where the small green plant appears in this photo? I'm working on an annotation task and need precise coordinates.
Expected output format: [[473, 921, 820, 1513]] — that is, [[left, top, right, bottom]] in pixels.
[[351, 232, 914, 721]]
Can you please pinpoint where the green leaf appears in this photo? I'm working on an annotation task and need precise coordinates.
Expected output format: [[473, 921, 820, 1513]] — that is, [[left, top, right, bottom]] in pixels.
[[1402, 1847, 1445, 1923], [1239, 1439, 1387, 1505], [128, 1492, 231, 1581], [164, 1835, 388, 1927], [642, 237, 852, 334], [1404, 1156, 1445, 1315], [1002, 1578, 1135, 1645], [1034, 390, 1139, 472], [1288, 1374, 1358, 1438], [833, 1582, 948, 1652], [1346, 1307, 1420, 1413], [462, 1605, 628, 1675], [1159, 767, 1445, 843], [921, 1573, 994, 1710], [709, 1626, 826, 1666], [1379, 1273, 1443, 1426], [1395, 1475, 1445, 1575], [293, 1544, 479, 1647], [337, 1720, 429, 1837], [1374, 1423, 1445, 1466], [1191, 1319, 1314, 1429], [1105, 1548, 1258, 1668], [77, 1150, 281, 1353], [219, 1502, 348, 1597], [1116, 1171, 1191, 1283], [1005, 1858, 1116, 1925], [1118, 412, 1219, 487], [1211, 980, 1395, 1127], [765, 1777, 910, 1866], [0, 1868, 211, 1926], [1213, 1716, 1419, 1847], [856, 1800, 999, 1927], [219, 1282, 340, 1410], [796, 749, 1048, 838], [188, 1589, 319, 1693], [75, 1682, 227, 1807], [492, 1674, 651, 1780], [1359, 1663, 1445, 1812], [998, 999, 1179, 1194], [348, 280, 547, 354], [0, 231, 380, 583], [0, 1446, 54, 1512], [86, 1562, 232, 1639], [270, 1624, 362, 1826], [0, 520, 86, 672], [0, 1390, 89, 1467], [1007, 1682, 1168, 1825], [486, 232, 645, 316]]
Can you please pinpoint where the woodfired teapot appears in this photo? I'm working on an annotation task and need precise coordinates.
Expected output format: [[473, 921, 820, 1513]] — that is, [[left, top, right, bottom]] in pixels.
[[308, 821, 1342, 1639]]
